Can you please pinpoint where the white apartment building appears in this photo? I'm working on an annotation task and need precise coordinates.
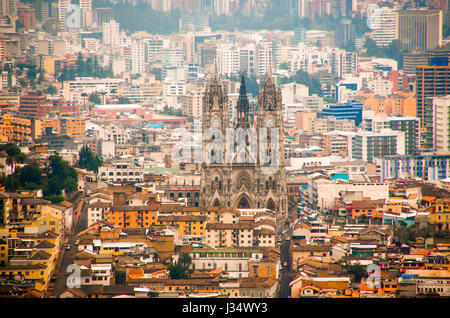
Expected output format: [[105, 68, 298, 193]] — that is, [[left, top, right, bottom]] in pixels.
[[281, 82, 309, 104], [131, 39, 146, 74], [350, 129, 406, 163], [97, 123, 130, 145], [308, 173, 389, 209], [62, 77, 125, 101], [189, 248, 265, 278], [163, 81, 186, 96], [165, 46, 185, 67], [0, 70, 14, 89], [283, 43, 330, 74], [213, 0, 232, 15], [433, 96, 450, 152], [366, 79, 394, 96], [216, 42, 261, 76], [331, 48, 358, 78], [181, 89, 203, 119], [102, 20, 121, 47], [403, 270, 450, 297], [367, 7, 399, 47], [98, 161, 144, 183], [256, 43, 273, 78], [217, 43, 239, 76], [87, 202, 111, 227], [58, 0, 71, 29]]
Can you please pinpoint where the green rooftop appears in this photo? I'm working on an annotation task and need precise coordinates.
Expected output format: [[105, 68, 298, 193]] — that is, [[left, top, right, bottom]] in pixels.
[[144, 167, 187, 174]]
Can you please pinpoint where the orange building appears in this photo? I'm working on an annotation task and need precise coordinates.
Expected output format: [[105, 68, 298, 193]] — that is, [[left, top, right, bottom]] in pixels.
[[59, 117, 85, 138], [347, 199, 385, 219], [105, 205, 159, 228], [0, 113, 32, 143], [157, 215, 206, 237], [357, 90, 416, 117]]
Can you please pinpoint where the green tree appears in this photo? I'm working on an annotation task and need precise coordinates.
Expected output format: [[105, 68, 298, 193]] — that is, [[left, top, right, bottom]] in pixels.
[[45, 85, 57, 95], [279, 62, 289, 70], [169, 261, 189, 279], [89, 93, 101, 105], [118, 96, 132, 104], [78, 145, 102, 173], [44, 154, 78, 196], [345, 263, 367, 283], [169, 252, 192, 279], [19, 165, 43, 190], [178, 252, 192, 269]]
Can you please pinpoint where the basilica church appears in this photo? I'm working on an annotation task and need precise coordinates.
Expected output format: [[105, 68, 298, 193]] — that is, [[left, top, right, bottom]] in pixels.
[[199, 65, 288, 222]]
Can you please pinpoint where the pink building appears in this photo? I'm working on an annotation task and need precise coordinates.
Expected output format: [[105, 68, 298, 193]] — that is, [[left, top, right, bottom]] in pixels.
[[91, 104, 152, 120]]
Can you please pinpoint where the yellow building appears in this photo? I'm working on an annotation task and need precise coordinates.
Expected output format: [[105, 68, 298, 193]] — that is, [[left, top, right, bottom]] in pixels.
[[248, 260, 278, 279], [157, 215, 206, 237], [0, 238, 7, 266], [0, 113, 32, 143], [59, 117, 86, 139], [33, 118, 60, 139], [428, 199, 450, 231]]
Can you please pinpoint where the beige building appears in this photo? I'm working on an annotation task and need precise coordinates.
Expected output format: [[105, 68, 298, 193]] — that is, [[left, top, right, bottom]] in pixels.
[[398, 9, 442, 52], [432, 96, 450, 152], [295, 112, 316, 132]]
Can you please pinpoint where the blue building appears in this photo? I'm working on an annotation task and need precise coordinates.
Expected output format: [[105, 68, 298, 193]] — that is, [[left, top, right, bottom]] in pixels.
[[381, 153, 450, 182], [320, 100, 363, 126]]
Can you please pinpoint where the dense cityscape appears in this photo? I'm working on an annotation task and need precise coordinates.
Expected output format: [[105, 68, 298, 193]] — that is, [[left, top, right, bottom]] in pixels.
[[0, 0, 449, 300]]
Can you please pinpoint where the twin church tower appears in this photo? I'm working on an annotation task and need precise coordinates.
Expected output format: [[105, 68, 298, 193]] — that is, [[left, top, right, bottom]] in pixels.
[[199, 65, 288, 223]]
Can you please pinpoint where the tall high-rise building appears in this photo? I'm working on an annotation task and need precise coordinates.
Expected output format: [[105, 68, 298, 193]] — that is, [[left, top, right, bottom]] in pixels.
[[403, 52, 428, 77], [366, 7, 398, 47], [17, 4, 35, 29], [398, 9, 443, 52], [427, 43, 450, 65], [58, 0, 71, 29], [432, 95, 450, 152], [79, 0, 92, 27], [0, 0, 18, 17], [335, 19, 356, 48], [102, 20, 121, 47], [331, 0, 354, 18], [92, 7, 113, 27], [293, 28, 306, 45], [34, 0, 49, 23], [351, 129, 406, 163], [364, 115, 420, 155], [330, 48, 358, 78], [415, 62, 450, 149]]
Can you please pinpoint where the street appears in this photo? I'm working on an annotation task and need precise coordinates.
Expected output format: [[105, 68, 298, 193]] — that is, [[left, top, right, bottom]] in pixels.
[[279, 228, 293, 298], [51, 198, 88, 297]]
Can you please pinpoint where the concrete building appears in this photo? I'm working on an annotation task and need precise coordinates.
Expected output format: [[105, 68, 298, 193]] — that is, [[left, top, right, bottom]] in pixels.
[[433, 96, 450, 152], [416, 64, 450, 149], [367, 7, 398, 47], [189, 248, 265, 278], [98, 161, 144, 183], [398, 9, 443, 52], [350, 129, 406, 163], [363, 115, 420, 155], [380, 153, 450, 182], [308, 173, 389, 209]]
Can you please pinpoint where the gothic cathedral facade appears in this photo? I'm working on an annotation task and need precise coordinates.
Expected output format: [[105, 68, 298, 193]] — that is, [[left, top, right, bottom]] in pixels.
[[200, 67, 288, 223]]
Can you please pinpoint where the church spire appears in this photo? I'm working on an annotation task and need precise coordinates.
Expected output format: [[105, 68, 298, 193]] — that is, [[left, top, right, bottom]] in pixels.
[[236, 74, 250, 126], [212, 59, 219, 82]]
